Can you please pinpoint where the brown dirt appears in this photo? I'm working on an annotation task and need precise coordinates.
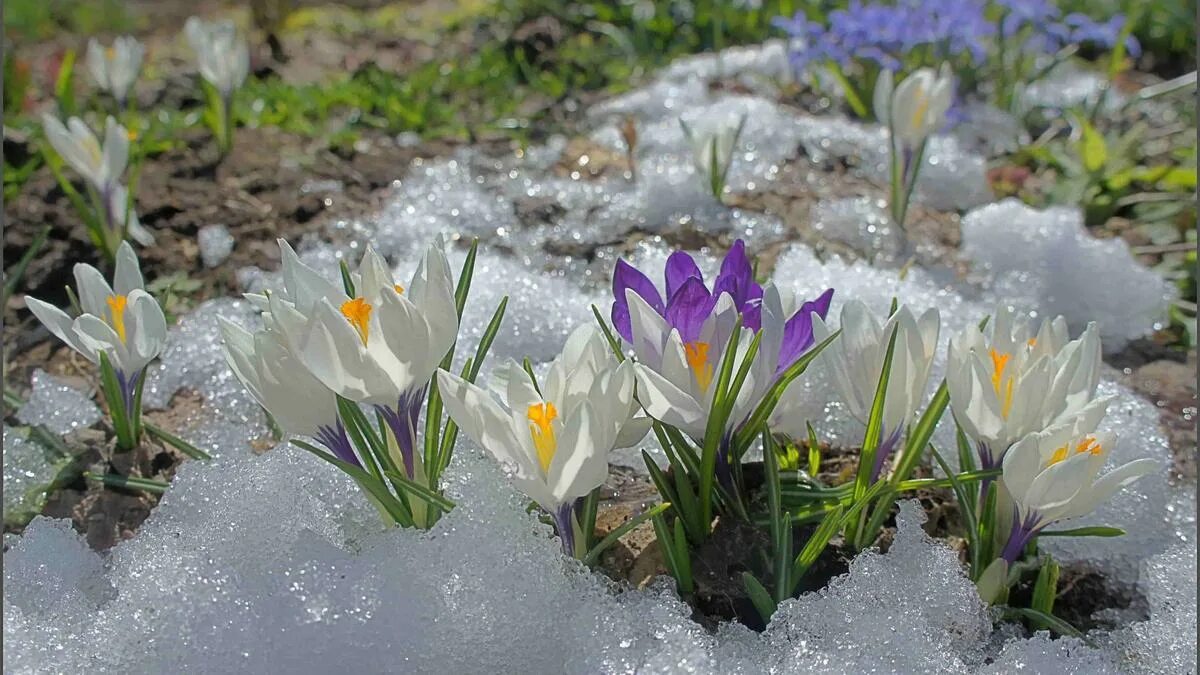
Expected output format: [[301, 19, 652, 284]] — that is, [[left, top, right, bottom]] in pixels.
[[3, 125, 468, 316]]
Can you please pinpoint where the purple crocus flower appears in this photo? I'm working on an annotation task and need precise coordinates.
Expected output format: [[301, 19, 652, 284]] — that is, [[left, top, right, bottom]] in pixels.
[[612, 240, 765, 343]]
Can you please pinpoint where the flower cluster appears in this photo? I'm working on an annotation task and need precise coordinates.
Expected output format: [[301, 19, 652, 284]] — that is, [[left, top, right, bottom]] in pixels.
[[775, 0, 1137, 74], [774, 0, 993, 72], [613, 241, 833, 443]]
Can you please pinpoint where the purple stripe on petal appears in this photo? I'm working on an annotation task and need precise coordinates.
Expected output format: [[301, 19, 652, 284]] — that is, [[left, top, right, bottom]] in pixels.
[[868, 424, 904, 483], [665, 277, 716, 344], [1000, 507, 1043, 563], [316, 419, 360, 468], [553, 502, 576, 557], [612, 259, 665, 343], [664, 251, 702, 301], [375, 386, 428, 479], [777, 288, 834, 372], [712, 240, 765, 329]]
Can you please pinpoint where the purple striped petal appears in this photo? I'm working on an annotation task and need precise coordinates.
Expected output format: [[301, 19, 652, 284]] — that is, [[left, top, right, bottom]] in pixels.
[[612, 259, 665, 342], [665, 277, 716, 344], [712, 240, 764, 329], [778, 288, 834, 371], [664, 251, 702, 301]]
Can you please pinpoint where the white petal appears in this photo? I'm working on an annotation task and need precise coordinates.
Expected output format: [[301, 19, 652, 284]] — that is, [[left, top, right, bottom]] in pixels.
[[112, 241, 144, 294], [436, 370, 526, 471], [547, 402, 607, 503], [25, 297, 94, 361], [1058, 459, 1159, 521], [73, 263, 115, 318], [633, 363, 706, 439], [102, 117, 129, 185]]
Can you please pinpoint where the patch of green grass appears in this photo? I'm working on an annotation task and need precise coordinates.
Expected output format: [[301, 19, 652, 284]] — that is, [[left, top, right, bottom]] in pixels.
[[4, 0, 137, 42], [238, 0, 792, 144]]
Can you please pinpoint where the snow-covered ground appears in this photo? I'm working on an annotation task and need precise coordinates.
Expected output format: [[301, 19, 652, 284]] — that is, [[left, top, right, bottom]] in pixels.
[[4, 43, 1192, 673]]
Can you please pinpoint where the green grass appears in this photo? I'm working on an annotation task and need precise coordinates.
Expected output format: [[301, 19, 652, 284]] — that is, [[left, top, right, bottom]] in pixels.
[[4, 0, 136, 42]]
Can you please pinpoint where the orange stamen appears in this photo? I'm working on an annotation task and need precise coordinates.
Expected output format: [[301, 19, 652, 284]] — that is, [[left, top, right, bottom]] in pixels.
[[340, 297, 373, 345], [107, 295, 128, 343], [684, 341, 714, 393], [527, 402, 558, 471]]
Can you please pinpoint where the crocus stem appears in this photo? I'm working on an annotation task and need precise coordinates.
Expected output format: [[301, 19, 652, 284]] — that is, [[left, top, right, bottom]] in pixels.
[[218, 92, 233, 157], [888, 139, 903, 225]]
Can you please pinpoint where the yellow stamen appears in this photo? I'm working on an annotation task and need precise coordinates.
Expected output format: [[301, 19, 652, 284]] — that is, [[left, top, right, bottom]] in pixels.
[[106, 46, 115, 59], [339, 297, 373, 345], [107, 295, 128, 343], [1075, 436, 1102, 456], [989, 349, 1015, 419], [393, 283, 405, 294], [527, 402, 558, 472], [684, 341, 714, 393], [1027, 338, 1037, 347], [909, 91, 931, 132], [1048, 445, 1069, 465], [1048, 436, 1102, 468]]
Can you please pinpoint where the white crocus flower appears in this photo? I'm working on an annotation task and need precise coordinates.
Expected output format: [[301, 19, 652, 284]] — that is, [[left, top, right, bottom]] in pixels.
[[873, 64, 954, 149], [219, 319, 357, 465], [25, 242, 166, 385], [41, 115, 152, 249], [690, 123, 738, 179], [685, 117, 745, 199], [779, 301, 939, 481], [263, 239, 458, 478], [41, 114, 129, 194], [947, 306, 1102, 470], [997, 411, 1157, 563], [629, 284, 789, 442], [86, 36, 145, 106], [437, 325, 645, 556], [184, 16, 249, 99]]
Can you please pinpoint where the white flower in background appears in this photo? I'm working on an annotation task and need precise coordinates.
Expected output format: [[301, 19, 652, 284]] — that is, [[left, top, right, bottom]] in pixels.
[[41, 115, 152, 249], [41, 114, 129, 194], [219, 319, 356, 465], [262, 238, 458, 478], [437, 325, 646, 555], [873, 64, 954, 149], [86, 36, 145, 106], [184, 16, 249, 99], [947, 306, 1103, 469], [689, 123, 737, 177], [777, 301, 939, 480], [681, 115, 744, 198], [997, 409, 1157, 563], [24, 242, 166, 385]]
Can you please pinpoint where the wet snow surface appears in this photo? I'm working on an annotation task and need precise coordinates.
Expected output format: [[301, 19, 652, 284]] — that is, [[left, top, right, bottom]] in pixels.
[[5, 43, 1191, 673]]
